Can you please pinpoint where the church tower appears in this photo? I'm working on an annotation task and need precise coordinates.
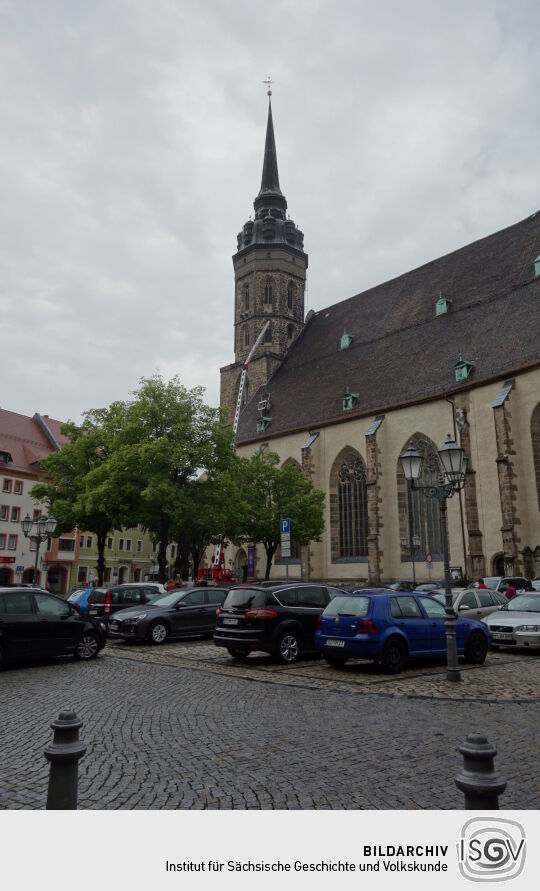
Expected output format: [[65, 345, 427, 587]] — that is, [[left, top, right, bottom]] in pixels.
[[220, 91, 308, 425]]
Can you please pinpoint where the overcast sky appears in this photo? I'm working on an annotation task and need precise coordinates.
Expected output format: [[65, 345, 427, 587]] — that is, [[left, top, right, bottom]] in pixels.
[[1, 0, 539, 423]]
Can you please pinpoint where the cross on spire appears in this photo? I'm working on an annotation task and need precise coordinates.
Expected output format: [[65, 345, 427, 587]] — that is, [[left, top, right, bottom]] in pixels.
[[263, 76, 273, 97]]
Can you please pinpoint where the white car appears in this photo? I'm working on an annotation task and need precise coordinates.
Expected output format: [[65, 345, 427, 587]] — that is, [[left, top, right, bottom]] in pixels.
[[432, 588, 505, 620], [485, 593, 540, 650]]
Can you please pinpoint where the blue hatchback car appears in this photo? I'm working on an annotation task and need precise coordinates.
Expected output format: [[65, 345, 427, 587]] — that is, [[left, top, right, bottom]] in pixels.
[[315, 588, 491, 673]]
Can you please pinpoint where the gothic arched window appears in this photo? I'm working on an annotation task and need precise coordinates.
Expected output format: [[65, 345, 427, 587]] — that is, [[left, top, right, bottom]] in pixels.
[[531, 403, 540, 509], [264, 279, 273, 305], [335, 452, 368, 559], [287, 324, 294, 341], [287, 281, 295, 310], [243, 326, 250, 347], [397, 435, 443, 560], [264, 324, 272, 343], [243, 284, 250, 311]]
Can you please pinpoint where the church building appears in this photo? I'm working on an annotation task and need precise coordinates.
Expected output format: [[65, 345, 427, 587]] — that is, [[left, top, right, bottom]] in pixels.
[[220, 97, 540, 585]]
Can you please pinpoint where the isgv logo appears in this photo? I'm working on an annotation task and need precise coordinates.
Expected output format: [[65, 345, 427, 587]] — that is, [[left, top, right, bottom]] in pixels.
[[458, 818, 526, 882]]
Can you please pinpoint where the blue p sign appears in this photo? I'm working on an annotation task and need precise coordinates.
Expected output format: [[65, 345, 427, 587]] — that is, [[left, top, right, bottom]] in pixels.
[[280, 518, 291, 534]]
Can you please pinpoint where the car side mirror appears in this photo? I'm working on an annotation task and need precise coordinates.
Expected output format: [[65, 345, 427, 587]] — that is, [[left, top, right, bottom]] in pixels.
[[459, 604, 470, 611]]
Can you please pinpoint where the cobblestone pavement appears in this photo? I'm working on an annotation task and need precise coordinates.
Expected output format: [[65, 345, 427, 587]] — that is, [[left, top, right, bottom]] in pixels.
[[0, 639, 538, 810]]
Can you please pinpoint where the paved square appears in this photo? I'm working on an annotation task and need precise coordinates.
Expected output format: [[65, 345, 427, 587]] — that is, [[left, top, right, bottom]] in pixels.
[[0, 639, 538, 809]]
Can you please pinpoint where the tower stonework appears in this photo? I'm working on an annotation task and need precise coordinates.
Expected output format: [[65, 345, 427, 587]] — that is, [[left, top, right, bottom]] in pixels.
[[220, 99, 308, 425]]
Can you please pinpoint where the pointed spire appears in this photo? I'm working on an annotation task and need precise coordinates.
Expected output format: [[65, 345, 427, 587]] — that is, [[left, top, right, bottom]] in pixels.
[[259, 100, 282, 197]]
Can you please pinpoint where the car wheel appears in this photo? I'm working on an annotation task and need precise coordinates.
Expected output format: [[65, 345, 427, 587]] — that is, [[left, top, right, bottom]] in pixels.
[[380, 637, 407, 674], [274, 630, 300, 664], [227, 647, 249, 661], [75, 632, 100, 661], [324, 654, 348, 668], [147, 621, 168, 645], [464, 631, 488, 664]]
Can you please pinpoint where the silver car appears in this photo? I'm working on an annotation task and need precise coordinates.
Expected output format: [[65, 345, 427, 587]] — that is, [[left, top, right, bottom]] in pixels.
[[432, 588, 505, 620], [485, 593, 540, 650]]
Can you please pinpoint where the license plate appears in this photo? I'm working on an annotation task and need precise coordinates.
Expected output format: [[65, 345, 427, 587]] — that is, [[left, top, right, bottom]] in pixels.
[[222, 618, 239, 625], [89, 608, 98, 615], [493, 632, 513, 641], [326, 639, 345, 648], [109, 622, 118, 630]]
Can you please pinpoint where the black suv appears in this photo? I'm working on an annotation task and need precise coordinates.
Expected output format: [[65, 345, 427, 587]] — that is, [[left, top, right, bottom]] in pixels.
[[87, 583, 163, 625], [214, 583, 347, 664], [0, 587, 106, 668]]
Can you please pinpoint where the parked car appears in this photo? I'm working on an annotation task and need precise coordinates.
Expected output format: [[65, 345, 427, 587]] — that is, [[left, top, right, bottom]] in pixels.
[[415, 582, 445, 593], [108, 586, 229, 643], [431, 587, 506, 620], [214, 583, 348, 664], [0, 587, 106, 669], [87, 583, 166, 625], [531, 579, 540, 592], [67, 586, 93, 614], [470, 576, 534, 593], [315, 589, 491, 673], [484, 593, 540, 650], [382, 581, 418, 592]]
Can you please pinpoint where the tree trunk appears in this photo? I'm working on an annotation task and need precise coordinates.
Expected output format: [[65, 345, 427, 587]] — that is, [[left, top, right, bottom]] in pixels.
[[264, 544, 276, 581], [96, 530, 108, 586], [157, 520, 169, 583]]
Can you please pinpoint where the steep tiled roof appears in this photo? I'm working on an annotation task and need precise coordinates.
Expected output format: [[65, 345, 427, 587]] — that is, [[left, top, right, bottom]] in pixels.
[[0, 409, 68, 472], [236, 212, 540, 443]]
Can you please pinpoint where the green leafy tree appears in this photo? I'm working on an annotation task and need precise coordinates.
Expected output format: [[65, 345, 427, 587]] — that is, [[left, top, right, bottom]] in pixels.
[[234, 451, 325, 579], [30, 405, 127, 584], [86, 375, 237, 582]]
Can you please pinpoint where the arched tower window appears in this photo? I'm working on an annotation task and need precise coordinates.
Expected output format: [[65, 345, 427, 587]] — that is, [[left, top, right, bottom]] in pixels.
[[329, 449, 368, 561], [264, 278, 273, 305], [531, 403, 540, 509], [287, 281, 295, 310], [264, 324, 272, 343], [243, 326, 250, 347], [243, 284, 250, 311], [287, 324, 294, 341], [397, 435, 443, 560]]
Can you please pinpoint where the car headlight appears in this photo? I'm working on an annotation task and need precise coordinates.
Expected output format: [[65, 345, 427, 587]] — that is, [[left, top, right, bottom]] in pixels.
[[515, 624, 540, 632], [128, 613, 146, 623], [100, 623, 107, 632]]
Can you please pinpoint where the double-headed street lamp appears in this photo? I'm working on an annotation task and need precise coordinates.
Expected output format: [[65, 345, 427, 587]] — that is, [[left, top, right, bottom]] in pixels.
[[399, 434, 467, 683], [21, 514, 57, 586]]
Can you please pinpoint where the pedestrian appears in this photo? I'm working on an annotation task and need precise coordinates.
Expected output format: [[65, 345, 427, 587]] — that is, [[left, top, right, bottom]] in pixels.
[[477, 578, 487, 589], [173, 573, 183, 589], [165, 578, 176, 591], [505, 582, 517, 601]]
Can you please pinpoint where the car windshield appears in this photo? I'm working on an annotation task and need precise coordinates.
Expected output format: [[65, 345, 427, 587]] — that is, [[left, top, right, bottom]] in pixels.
[[502, 595, 540, 613], [151, 591, 187, 607], [67, 590, 85, 601], [323, 596, 370, 617]]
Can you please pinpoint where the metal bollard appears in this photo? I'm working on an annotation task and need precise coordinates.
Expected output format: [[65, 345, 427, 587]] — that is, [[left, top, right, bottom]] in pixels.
[[455, 733, 507, 809], [43, 710, 87, 810]]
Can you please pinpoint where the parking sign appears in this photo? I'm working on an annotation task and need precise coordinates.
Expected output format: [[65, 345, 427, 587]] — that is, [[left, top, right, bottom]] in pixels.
[[280, 518, 291, 534]]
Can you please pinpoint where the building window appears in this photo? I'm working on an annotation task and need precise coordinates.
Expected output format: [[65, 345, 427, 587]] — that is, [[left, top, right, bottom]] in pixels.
[[0, 534, 5, 549], [243, 284, 250, 311], [104, 567, 112, 583], [397, 435, 443, 561], [14, 481, 23, 495], [119, 539, 124, 551], [2, 479, 12, 493], [33, 509, 42, 520], [287, 324, 294, 341], [77, 567, 88, 584], [8, 534, 17, 550], [79, 535, 84, 547], [337, 453, 368, 558], [243, 326, 250, 347], [264, 279, 273, 305], [107, 537, 113, 549], [287, 282, 295, 310], [0, 505, 8, 521], [11, 507, 20, 522], [264, 324, 272, 343], [137, 540, 142, 552], [86, 536, 93, 549], [58, 538, 75, 553], [126, 539, 132, 552]]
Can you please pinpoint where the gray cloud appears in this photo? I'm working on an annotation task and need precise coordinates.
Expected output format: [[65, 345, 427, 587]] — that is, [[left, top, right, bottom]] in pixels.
[[1, 0, 539, 421]]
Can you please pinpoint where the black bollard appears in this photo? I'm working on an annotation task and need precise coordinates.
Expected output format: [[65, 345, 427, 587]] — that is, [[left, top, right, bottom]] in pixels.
[[43, 710, 87, 810], [455, 733, 507, 809]]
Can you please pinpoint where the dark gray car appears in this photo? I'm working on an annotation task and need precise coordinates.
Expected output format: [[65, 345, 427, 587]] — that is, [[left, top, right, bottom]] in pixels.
[[108, 586, 229, 644]]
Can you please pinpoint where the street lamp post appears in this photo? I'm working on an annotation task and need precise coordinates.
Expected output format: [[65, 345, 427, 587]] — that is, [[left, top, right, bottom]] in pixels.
[[399, 435, 467, 683], [21, 514, 57, 586]]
